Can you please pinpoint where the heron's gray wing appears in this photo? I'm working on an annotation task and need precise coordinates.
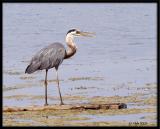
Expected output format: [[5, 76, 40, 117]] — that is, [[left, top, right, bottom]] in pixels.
[[25, 43, 66, 73], [31, 43, 66, 70]]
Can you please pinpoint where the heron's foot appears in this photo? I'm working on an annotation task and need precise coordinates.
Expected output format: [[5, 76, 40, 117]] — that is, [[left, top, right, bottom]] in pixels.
[[60, 102, 64, 105], [44, 103, 49, 106]]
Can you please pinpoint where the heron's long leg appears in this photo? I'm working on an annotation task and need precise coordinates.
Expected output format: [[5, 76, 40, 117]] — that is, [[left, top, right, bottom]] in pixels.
[[56, 70, 64, 105], [44, 69, 48, 106]]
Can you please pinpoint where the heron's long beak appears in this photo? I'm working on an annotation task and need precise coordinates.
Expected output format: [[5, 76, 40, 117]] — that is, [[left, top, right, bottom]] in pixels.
[[79, 31, 96, 37]]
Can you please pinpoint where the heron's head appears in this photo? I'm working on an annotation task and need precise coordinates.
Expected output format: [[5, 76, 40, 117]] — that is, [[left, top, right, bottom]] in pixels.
[[66, 29, 95, 38]]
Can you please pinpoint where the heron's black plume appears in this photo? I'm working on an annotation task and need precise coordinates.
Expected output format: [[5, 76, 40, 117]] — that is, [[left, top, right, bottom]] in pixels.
[[67, 29, 76, 34]]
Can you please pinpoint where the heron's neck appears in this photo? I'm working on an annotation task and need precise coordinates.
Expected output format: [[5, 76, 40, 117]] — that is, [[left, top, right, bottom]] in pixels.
[[64, 34, 77, 59]]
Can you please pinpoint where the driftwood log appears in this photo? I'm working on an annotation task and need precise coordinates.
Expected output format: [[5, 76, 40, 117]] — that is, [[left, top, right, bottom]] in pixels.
[[3, 103, 127, 112]]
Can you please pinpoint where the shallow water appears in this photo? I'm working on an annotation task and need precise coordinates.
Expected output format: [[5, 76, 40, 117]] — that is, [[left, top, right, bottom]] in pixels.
[[3, 3, 157, 125]]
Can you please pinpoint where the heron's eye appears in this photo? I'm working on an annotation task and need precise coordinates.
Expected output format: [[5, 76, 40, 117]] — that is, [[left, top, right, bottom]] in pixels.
[[76, 31, 80, 34]]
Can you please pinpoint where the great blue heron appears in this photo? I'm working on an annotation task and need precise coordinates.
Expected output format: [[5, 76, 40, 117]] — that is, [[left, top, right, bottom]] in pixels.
[[25, 29, 95, 106]]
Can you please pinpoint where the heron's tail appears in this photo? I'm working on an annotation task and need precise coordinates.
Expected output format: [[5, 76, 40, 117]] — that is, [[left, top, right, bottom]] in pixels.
[[25, 65, 32, 74], [25, 64, 38, 74]]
